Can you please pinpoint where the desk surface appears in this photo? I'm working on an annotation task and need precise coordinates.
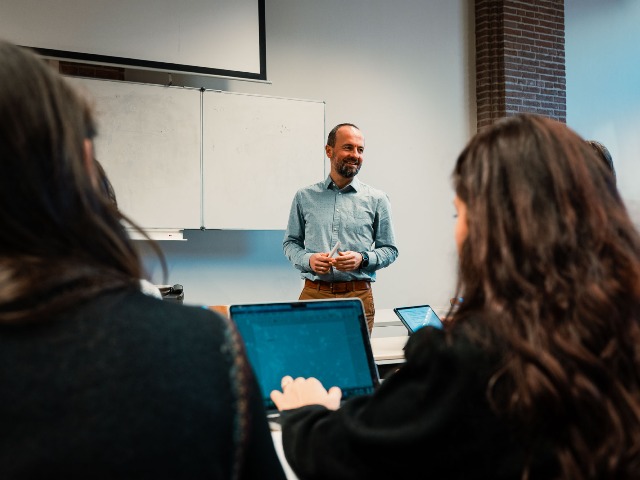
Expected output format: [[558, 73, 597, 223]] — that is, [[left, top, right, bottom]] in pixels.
[[371, 308, 408, 364], [370, 336, 407, 363]]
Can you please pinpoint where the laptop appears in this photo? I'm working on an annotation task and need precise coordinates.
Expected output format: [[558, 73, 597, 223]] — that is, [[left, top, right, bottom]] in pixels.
[[393, 304, 443, 335], [229, 298, 380, 422]]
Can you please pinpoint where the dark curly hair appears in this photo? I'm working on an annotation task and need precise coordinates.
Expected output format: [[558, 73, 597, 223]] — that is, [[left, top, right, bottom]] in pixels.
[[451, 114, 640, 479]]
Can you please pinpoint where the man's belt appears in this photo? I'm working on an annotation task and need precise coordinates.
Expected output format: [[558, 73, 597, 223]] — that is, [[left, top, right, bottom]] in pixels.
[[304, 279, 371, 293]]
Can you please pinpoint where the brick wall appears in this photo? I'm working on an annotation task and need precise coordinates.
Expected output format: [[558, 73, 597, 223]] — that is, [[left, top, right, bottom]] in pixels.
[[475, 0, 565, 129]]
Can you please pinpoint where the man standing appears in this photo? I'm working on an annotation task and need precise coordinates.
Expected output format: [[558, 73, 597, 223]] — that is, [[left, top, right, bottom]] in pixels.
[[283, 123, 399, 333]]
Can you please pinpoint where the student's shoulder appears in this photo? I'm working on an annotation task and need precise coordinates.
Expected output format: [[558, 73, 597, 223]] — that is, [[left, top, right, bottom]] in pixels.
[[94, 289, 229, 333], [404, 319, 499, 372], [139, 278, 163, 299]]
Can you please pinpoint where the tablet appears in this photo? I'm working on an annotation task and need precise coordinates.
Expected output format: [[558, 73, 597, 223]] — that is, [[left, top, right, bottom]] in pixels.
[[393, 305, 443, 334]]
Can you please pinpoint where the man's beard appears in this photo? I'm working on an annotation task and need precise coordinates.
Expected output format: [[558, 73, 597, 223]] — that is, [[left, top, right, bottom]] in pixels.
[[337, 159, 361, 178]]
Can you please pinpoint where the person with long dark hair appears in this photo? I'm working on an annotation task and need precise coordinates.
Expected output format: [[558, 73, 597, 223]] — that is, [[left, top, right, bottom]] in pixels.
[[271, 114, 640, 479], [0, 39, 286, 479]]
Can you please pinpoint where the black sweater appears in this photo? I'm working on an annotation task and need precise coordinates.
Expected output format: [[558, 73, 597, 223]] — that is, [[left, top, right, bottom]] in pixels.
[[0, 290, 286, 479], [280, 323, 557, 480]]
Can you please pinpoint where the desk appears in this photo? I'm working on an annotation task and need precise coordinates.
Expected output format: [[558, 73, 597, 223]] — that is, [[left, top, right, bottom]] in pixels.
[[371, 308, 408, 373], [372, 336, 407, 379], [371, 335, 408, 364]]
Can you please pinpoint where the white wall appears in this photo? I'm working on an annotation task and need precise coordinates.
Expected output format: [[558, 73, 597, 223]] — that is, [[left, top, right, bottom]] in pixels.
[[129, 0, 476, 311], [565, 0, 640, 228], [119, 1, 640, 311]]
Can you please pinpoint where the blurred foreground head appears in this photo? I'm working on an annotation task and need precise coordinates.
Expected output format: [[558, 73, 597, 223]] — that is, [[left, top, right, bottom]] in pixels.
[[0, 39, 146, 323], [452, 114, 638, 312], [451, 113, 640, 479], [451, 113, 640, 477]]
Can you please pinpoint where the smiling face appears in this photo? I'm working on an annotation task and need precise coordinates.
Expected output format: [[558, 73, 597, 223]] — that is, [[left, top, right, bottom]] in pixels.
[[326, 125, 364, 187]]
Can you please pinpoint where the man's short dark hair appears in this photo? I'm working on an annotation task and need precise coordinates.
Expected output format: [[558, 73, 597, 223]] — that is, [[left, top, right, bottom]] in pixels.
[[327, 123, 359, 147]]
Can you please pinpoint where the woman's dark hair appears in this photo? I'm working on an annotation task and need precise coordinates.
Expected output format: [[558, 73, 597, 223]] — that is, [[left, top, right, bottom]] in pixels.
[[451, 114, 640, 478], [94, 159, 118, 208], [0, 40, 164, 323]]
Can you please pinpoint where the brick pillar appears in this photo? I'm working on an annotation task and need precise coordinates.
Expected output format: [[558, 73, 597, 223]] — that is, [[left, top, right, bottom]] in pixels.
[[475, 0, 566, 129]]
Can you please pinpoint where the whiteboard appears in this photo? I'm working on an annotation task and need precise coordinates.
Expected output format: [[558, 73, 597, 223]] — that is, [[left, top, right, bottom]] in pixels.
[[203, 91, 326, 229], [67, 77, 202, 229], [65, 77, 326, 230]]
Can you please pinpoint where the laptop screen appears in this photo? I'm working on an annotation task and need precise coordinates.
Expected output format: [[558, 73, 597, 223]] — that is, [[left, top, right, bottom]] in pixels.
[[229, 299, 380, 413]]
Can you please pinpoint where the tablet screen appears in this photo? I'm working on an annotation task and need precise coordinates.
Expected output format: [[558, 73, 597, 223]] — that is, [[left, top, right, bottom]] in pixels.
[[393, 305, 443, 334]]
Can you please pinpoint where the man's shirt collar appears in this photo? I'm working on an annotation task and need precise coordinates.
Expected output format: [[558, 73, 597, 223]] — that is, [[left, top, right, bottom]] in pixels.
[[325, 175, 360, 192]]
